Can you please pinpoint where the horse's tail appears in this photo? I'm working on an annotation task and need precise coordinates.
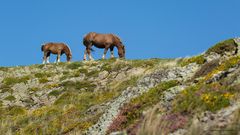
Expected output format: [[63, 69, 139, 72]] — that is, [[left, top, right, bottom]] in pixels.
[[83, 39, 95, 52], [41, 44, 45, 52]]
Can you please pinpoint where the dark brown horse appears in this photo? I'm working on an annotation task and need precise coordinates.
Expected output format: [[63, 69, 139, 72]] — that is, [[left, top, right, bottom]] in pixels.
[[83, 32, 125, 60], [41, 42, 72, 64]]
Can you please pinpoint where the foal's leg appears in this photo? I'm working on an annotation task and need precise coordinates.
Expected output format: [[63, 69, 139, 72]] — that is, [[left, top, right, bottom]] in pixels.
[[102, 47, 109, 60], [42, 51, 47, 64], [86, 46, 94, 60], [110, 46, 114, 58]]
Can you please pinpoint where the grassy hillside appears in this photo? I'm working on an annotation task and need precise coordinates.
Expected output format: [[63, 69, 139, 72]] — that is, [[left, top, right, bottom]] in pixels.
[[0, 38, 240, 135]]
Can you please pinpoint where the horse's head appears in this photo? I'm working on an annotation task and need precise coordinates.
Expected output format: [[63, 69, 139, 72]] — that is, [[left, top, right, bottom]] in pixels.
[[118, 45, 125, 59]]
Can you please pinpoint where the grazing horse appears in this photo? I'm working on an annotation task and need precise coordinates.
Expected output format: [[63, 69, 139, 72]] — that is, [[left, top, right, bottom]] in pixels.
[[83, 32, 125, 60], [41, 42, 72, 64]]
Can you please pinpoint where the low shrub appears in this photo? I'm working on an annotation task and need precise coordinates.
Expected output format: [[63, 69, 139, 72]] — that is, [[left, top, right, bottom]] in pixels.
[[206, 39, 238, 55], [173, 82, 233, 113], [180, 55, 206, 67]]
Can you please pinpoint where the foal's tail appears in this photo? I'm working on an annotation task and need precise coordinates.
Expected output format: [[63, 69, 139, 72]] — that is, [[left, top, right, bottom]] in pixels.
[[41, 45, 45, 52]]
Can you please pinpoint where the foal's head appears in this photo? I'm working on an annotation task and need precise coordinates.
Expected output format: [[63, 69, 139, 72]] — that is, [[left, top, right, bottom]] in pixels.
[[64, 45, 72, 62], [118, 45, 125, 58], [67, 53, 72, 62]]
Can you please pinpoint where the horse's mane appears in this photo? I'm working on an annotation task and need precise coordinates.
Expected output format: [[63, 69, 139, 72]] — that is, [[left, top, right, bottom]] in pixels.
[[65, 44, 72, 55], [112, 34, 122, 44]]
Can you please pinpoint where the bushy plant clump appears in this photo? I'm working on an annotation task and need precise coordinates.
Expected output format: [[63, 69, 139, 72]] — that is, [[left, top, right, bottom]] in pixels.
[[206, 39, 238, 55], [173, 82, 235, 113]]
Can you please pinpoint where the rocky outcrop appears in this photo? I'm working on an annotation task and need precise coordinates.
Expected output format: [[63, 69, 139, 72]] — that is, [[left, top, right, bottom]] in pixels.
[[86, 63, 199, 135]]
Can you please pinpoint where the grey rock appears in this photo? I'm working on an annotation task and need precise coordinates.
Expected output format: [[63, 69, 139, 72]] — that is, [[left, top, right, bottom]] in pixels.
[[98, 71, 109, 80]]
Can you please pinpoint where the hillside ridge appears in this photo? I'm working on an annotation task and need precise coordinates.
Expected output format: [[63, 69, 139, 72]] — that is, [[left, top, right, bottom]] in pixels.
[[0, 38, 240, 135]]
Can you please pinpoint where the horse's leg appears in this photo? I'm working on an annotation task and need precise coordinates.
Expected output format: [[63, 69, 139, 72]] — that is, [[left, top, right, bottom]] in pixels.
[[46, 52, 50, 64], [102, 47, 109, 60], [87, 46, 94, 60], [83, 49, 87, 61], [57, 52, 61, 63], [110, 46, 114, 58]]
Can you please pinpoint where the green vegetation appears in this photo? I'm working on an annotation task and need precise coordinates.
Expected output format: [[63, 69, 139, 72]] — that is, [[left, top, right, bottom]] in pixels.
[[0, 75, 140, 135], [0, 84, 13, 93], [38, 77, 49, 83], [180, 55, 206, 67], [48, 90, 62, 97], [28, 87, 39, 92], [206, 39, 238, 55], [130, 58, 165, 68], [205, 56, 240, 80], [35, 72, 53, 78], [3, 76, 30, 85], [173, 82, 234, 113], [108, 80, 179, 133], [0, 67, 8, 72], [6, 106, 27, 116], [66, 62, 83, 69], [61, 81, 96, 92], [4, 95, 16, 102]]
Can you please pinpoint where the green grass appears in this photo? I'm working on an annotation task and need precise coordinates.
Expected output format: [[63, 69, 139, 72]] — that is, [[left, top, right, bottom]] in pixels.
[[0, 67, 8, 72], [0, 74, 141, 135], [66, 62, 83, 70], [35, 72, 53, 78], [48, 90, 62, 97], [130, 58, 164, 68], [0, 84, 13, 93], [4, 95, 16, 102], [38, 77, 49, 84], [61, 81, 96, 92], [173, 82, 234, 113], [3, 76, 30, 85], [180, 55, 206, 67]]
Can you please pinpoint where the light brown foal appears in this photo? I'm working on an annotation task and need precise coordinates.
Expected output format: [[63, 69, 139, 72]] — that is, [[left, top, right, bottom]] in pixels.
[[41, 42, 72, 64]]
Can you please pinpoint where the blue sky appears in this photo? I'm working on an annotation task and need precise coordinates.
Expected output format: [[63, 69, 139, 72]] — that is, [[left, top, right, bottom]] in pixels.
[[0, 0, 239, 66]]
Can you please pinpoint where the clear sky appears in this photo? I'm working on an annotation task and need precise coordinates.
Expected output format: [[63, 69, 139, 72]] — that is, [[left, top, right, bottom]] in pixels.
[[0, 0, 239, 66]]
